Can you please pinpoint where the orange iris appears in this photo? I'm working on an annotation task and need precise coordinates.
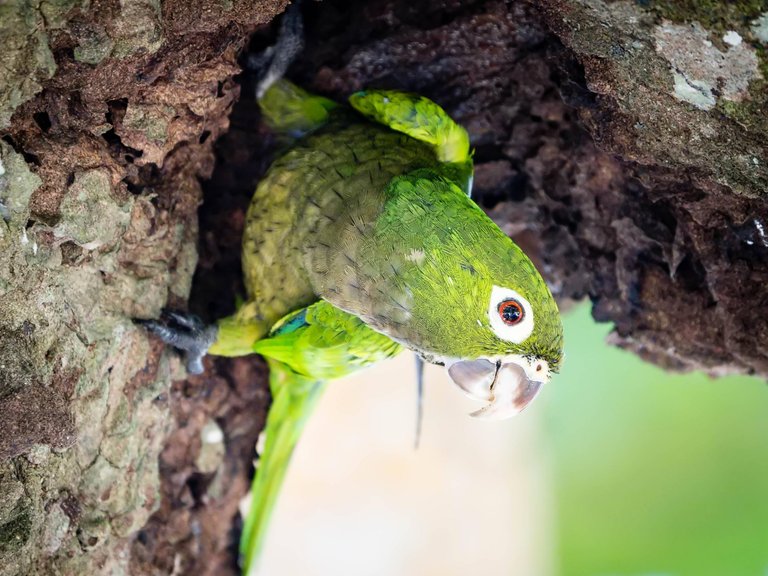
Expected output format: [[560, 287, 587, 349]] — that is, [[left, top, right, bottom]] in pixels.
[[497, 299, 524, 325]]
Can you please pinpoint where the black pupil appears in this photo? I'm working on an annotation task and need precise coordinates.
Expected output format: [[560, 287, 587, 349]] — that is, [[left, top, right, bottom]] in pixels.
[[502, 303, 521, 323]]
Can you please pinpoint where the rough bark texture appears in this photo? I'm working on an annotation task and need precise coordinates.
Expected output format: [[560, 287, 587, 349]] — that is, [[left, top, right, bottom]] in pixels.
[[0, 1, 282, 574], [0, 0, 766, 574]]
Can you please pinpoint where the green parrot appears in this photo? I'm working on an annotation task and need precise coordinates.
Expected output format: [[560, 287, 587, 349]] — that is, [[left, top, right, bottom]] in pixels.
[[143, 32, 563, 575]]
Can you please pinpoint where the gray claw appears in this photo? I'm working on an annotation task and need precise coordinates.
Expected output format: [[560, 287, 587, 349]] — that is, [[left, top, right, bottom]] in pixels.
[[140, 311, 218, 375], [165, 310, 206, 331], [254, 0, 305, 98], [246, 46, 275, 73]]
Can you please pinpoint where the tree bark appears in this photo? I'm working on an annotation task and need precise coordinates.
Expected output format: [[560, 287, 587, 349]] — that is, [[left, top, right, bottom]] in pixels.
[[1, 0, 766, 574]]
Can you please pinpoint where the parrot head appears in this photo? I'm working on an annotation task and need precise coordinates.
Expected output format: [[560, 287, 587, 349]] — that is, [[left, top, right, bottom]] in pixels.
[[411, 254, 563, 420], [363, 173, 564, 420], [436, 278, 563, 421]]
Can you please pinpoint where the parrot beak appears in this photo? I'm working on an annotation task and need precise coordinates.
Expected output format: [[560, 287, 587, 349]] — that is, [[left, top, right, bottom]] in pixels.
[[446, 358, 546, 420]]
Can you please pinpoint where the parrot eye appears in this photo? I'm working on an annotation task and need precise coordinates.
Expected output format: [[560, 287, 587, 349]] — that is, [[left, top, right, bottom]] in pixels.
[[487, 285, 534, 344], [497, 299, 524, 325]]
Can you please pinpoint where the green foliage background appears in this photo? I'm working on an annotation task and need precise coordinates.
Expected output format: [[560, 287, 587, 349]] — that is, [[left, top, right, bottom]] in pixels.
[[548, 305, 768, 576]]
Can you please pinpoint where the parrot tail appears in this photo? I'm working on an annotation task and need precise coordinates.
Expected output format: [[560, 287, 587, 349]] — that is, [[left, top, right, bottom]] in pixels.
[[239, 359, 328, 575]]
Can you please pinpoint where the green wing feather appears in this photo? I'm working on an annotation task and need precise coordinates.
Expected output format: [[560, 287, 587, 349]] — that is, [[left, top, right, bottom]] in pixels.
[[348, 89, 470, 163], [348, 90, 473, 195], [239, 301, 402, 573]]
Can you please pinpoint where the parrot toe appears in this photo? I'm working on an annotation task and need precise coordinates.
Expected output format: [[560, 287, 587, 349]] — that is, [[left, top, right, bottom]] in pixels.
[[247, 0, 304, 99], [137, 310, 218, 374]]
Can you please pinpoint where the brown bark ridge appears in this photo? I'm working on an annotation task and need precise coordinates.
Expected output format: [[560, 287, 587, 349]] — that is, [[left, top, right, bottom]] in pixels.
[[0, 0, 282, 574], [0, 0, 766, 574]]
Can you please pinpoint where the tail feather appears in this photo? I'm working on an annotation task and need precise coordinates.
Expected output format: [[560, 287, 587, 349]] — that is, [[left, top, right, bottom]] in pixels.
[[239, 359, 328, 574]]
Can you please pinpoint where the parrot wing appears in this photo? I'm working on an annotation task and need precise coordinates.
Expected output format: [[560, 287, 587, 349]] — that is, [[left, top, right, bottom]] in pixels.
[[239, 301, 402, 573], [348, 90, 474, 196], [348, 89, 470, 164]]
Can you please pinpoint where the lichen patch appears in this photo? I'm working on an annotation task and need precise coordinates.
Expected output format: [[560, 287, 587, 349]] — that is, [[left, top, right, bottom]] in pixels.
[[0, 142, 43, 227], [723, 30, 742, 47], [54, 169, 133, 249], [671, 70, 716, 110], [654, 21, 761, 110], [752, 12, 768, 44]]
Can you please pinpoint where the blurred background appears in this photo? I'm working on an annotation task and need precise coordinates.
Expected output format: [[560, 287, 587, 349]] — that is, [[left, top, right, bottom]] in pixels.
[[258, 304, 768, 576]]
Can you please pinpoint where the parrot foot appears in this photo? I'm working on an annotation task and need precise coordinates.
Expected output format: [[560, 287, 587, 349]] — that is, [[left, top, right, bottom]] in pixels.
[[138, 310, 218, 375], [248, 0, 304, 99]]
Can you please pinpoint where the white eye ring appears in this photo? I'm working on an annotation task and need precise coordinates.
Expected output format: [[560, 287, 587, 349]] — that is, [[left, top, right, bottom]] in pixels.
[[488, 285, 535, 344]]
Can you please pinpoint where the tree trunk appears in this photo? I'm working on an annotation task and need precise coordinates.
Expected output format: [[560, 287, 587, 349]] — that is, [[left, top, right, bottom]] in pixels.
[[1, 0, 766, 574]]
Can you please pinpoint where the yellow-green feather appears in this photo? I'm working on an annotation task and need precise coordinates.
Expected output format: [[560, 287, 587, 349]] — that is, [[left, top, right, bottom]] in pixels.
[[303, 168, 563, 369], [348, 90, 470, 163]]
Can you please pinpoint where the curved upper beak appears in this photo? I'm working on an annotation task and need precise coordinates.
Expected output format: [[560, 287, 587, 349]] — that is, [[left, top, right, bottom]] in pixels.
[[446, 359, 545, 420]]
